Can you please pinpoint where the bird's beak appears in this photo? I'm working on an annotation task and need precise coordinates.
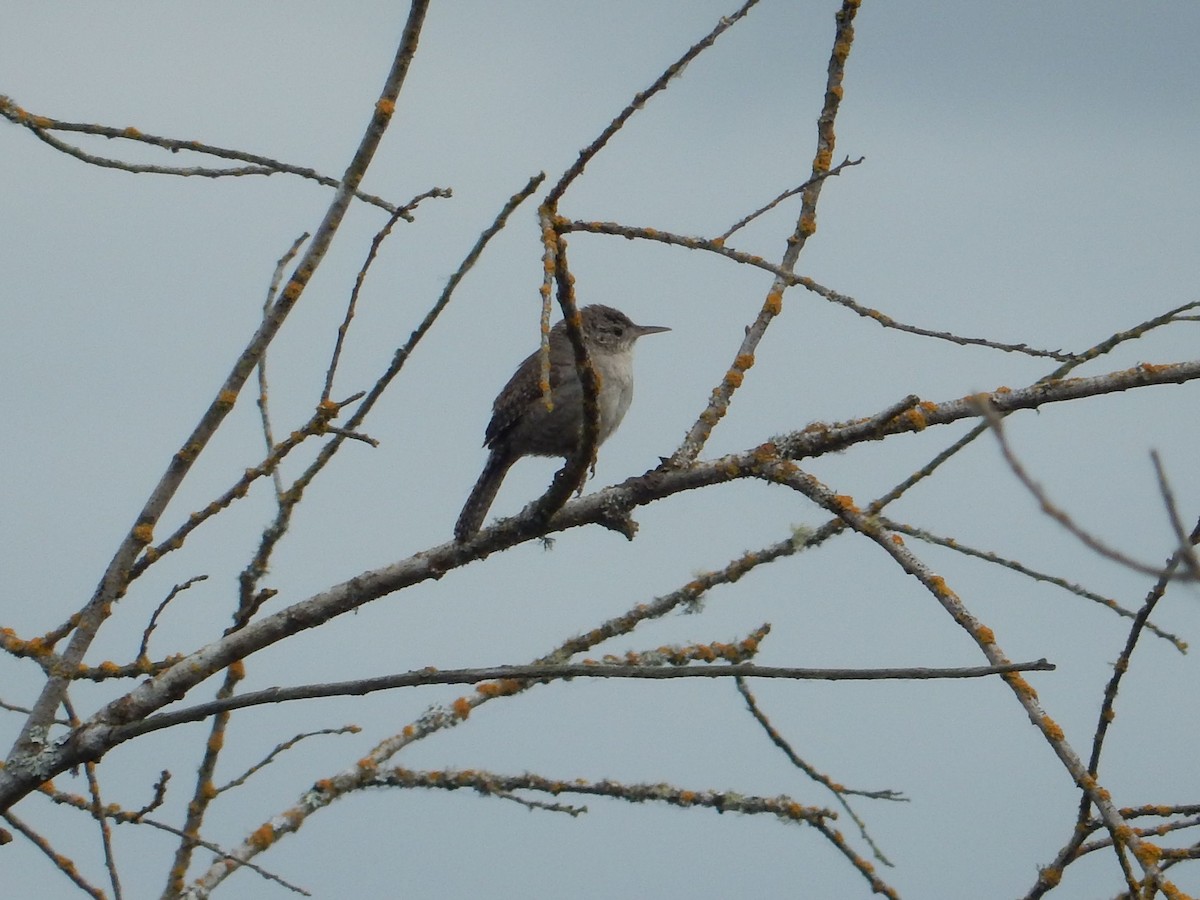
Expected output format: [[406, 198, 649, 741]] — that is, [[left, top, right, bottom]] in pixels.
[[634, 323, 671, 337]]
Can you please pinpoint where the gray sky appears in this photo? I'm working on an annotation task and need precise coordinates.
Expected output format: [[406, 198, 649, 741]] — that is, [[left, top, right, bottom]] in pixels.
[[4, 2, 1200, 897]]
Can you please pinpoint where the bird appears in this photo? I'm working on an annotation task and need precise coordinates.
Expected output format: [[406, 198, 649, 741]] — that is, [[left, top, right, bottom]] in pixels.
[[454, 304, 669, 542]]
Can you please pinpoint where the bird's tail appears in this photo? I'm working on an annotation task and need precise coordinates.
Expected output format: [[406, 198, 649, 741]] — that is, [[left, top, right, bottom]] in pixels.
[[454, 451, 516, 542]]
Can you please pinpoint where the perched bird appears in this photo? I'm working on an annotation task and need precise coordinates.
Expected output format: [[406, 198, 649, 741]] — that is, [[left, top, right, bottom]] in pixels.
[[454, 305, 669, 541]]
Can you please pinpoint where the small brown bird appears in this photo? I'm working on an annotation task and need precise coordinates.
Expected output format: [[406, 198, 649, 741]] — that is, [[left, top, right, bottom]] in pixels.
[[454, 305, 669, 541]]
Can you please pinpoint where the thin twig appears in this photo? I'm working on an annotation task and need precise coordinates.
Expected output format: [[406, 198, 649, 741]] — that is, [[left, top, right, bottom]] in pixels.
[[0, 94, 449, 217], [493, 791, 587, 817], [885, 521, 1187, 652], [326, 188, 460, 403], [116, 659, 1052, 741], [736, 677, 902, 867], [566, 219, 1078, 361], [137, 576, 208, 663], [2, 811, 106, 899], [259, 234, 309, 499], [719, 155, 865, 240], [1151, 451, 1200, 580], [977, 398, 1184, 580], [543, 0, 760, 207], [129, 395, 361, 580], [217, 727, 361, 793], [60, 695, 123, 900]]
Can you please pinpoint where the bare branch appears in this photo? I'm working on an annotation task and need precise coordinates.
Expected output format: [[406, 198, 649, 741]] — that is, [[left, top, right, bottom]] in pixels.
[[977, 398, 1184, 580], [216, 727, 361, 794], [136, 576, 208, 664], [116, 659, 1053, 741], [1151, 451, 1200, 580], [566, 220, 1078, 361], [258, 234, 310, 499], [670, 0, 861, 465], [1025, 516, 1200, 899], [0, 95, 449, 217], [719, 155, 865, 240], [736, 677, 902, 868], [2, 811, 106, 899], [886, 520, 1187, 652], [758, 460, 1166, 890], [543, 0, 760, 207]]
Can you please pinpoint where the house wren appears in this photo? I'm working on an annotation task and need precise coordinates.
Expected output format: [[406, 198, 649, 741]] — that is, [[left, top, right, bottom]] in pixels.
[[454, 304, 669, 541]]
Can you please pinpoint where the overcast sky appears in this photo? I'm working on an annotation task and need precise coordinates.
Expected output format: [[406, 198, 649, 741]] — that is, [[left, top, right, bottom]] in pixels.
[[4, 2, 1200, 898]]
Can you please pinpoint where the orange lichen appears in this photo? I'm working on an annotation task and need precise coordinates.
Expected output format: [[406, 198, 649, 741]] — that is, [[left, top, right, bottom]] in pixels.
[[1037, 867, 1062, 888], [832, 494, 859, 514], [281, 281, 303, 301], [734, 353, 755, 371], [1002, 672, 1038, 701], [1133, 841, 1163, 865], [724, 368, 744, 389], [452, 697, 472, 719], [122, 125, 142, 138], [1040, 716, 1064, 742], [752, 442, 778, 463], [132, 523, 155, 544], [974, 625, 995, 645], [764, 291, 784, 315], [248, 824, 276, 850], [375, 98, 396, 116]]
